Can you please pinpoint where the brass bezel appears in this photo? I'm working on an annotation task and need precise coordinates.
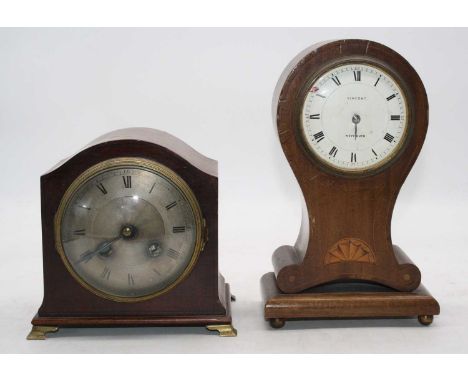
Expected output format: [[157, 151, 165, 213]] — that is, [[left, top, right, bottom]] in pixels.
[[54, 157, 205, 303], [296, 57, 413, 177]]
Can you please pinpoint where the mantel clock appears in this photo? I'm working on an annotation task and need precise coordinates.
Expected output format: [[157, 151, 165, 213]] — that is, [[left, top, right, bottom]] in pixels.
[[28, 128, 236, 339], [261, 39, 440, 328]]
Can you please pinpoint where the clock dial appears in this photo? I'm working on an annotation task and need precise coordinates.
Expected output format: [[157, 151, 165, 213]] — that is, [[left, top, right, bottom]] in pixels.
[[301, 63, 408, 173], [56, 158, 203, 302]]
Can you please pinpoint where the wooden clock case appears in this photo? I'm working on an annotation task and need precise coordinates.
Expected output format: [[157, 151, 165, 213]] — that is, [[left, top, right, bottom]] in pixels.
[[261, 40, 440, 328], [28, 128, 236, 339]]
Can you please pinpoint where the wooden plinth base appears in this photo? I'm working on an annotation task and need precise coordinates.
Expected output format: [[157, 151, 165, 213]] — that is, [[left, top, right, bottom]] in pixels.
[[28, 284, 236, 339], [261, 272, 440, 328]]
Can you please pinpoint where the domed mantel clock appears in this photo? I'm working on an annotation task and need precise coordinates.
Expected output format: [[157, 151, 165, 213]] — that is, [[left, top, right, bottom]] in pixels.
[[28, 128, 236, 339], [261, 39, 440, 328]]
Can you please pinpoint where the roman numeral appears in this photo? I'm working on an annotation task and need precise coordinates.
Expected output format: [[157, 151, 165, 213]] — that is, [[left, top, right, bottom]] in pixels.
[[165, 201, 177, 210], [384, 133, 394, 143], [96, 183, 107, 194], [309, 114, 320, 119], [331, 75, 341, 86], [316, 94, 326, 98], [100, 267, 111, 280], [122, 175, 132, 188], [313, 131, 325, 143], [149, 183, 156, 193], [152, 268, 161, 276], [73, 229, 86, 236], [167, 248, 180, 260], [391, 115, 401, 121], [386, 94, 396, 101], [173, 226, 186, 233], [128, 273, 135, 286], [372, 149, 378, 157], [351, 153, 357, 163], [329, 146, 338, 157], [353, 70, 361, 81], [374, 75, 381, 87]]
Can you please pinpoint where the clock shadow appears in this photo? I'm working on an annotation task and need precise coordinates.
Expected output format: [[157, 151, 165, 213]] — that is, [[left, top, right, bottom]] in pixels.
[[45, 326, 210, 339]]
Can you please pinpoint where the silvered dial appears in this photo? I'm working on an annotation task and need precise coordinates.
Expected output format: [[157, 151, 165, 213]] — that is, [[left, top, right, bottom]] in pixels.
[[301, 63, 408, 172], [56, 158, 202, 301]]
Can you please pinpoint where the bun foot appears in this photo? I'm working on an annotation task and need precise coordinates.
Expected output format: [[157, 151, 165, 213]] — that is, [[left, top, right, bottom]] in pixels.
[[269, 318, 285, 329], [418, 315, 433, 326]]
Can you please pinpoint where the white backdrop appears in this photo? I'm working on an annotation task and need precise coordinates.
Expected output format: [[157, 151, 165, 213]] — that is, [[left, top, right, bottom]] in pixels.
[[0, 28, 467, 353]]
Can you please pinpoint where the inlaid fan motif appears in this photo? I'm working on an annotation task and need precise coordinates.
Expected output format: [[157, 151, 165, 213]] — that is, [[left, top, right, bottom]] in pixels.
[[324, 238, 376, 265]]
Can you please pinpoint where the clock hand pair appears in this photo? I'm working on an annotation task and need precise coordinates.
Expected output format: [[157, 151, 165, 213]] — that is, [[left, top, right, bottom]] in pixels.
[[76, 235, 123, 265], [75, 224, 139, 265], [352, 113, 361, 140]]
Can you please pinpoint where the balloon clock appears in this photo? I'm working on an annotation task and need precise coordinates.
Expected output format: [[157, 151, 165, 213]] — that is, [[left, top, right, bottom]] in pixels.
[[28, 128, 236, 339], [261, 40, 439, 328]]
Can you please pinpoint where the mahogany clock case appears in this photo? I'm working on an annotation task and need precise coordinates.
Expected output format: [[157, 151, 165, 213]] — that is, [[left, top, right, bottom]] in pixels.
[[29, 128, 235, 338], [261, 39, 440, 327]]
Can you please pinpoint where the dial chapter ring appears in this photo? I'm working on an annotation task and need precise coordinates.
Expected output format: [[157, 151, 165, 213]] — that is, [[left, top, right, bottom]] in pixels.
[[53, 157, 204, 303]]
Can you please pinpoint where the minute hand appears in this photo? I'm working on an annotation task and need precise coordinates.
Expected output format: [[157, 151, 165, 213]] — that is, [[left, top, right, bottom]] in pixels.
[[76, 235, 122, 264]]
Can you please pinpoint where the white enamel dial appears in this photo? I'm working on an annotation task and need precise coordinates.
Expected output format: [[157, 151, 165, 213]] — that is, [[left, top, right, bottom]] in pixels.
[[301, 63, 408, 173]]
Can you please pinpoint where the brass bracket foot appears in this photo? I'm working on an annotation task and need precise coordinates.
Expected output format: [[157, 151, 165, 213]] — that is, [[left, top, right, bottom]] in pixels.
[[206, 324, 237, 337], [27, 325, 59, 340]]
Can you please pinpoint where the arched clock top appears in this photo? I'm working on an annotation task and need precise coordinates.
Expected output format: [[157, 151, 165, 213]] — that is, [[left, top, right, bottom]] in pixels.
[[44, 127, 217, 178]]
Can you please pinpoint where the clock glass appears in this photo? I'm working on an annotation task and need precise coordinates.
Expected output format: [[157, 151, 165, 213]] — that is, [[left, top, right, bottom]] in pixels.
[[301, 63, 409, 173], [55, 158, 203, 302]]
